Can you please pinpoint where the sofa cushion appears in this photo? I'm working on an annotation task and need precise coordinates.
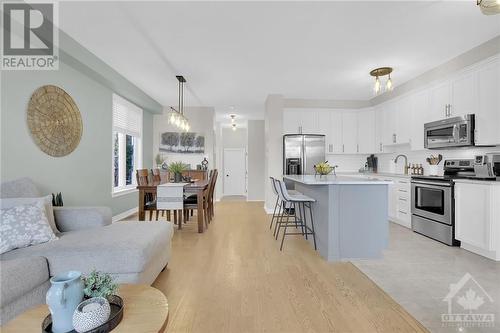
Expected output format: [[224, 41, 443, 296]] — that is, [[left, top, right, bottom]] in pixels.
[[0, 201, 58, 254], [1, 222, 174, 276], [0, 257, 49, 306], [1, 195, 59, 234], [0, 178, 41, 199]]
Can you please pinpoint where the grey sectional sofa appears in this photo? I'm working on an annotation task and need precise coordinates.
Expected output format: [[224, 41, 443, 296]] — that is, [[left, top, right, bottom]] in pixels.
[[0, 178, 174, 324]]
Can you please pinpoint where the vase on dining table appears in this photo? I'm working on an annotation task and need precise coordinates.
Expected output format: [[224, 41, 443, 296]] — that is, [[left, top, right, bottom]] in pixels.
[[174, 172, 182, 183]]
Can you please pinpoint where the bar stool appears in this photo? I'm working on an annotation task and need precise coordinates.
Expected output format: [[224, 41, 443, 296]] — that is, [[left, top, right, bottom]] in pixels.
[[274, 178, 317, 251], [269, 177, 300, 235]]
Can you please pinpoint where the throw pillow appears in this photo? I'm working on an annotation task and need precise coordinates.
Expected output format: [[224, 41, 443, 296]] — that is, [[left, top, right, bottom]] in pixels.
[[0, 201, 58, 254], [0, 195, 59, 234]]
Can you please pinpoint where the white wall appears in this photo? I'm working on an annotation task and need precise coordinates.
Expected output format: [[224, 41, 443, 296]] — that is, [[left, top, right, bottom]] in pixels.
[[264, 95, 284, 212], [153, 106, 215, 170], [247, 120, 265, 201], [222, 127, 247, 148]]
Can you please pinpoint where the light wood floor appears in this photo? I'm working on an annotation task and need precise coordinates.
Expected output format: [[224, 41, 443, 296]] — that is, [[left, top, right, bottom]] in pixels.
[[127, 201, 428, 333]]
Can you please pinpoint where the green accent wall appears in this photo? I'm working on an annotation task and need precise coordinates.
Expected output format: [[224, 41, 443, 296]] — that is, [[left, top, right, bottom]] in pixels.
[[1, 32, 160, 216]]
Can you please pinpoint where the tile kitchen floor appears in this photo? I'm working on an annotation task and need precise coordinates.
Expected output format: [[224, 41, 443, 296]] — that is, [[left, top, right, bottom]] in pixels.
[[352, 223, 500, 333]]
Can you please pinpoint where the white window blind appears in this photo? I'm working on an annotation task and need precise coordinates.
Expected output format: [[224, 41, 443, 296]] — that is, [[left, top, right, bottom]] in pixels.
[[112, 94, 143, 138]]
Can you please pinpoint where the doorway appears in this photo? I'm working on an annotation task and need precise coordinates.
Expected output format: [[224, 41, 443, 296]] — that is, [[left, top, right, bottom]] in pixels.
[[223, 148, 247, 196]]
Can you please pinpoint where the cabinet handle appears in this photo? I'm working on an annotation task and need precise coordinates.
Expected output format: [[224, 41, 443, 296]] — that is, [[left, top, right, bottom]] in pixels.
[[448, 104, 452, 116], [299, 126, 302, 134], [445, 105, 448, 117], [342, 144, 345, 153], [357, 144, 359, 153], [328, 144, 333, 153]]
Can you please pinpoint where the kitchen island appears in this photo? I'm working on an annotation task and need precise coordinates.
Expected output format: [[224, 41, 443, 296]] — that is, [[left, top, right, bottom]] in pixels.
[[283, 175, 392, 261]]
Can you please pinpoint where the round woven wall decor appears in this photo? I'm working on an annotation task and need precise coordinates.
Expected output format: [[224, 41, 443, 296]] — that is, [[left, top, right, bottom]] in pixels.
[[27, 85, 83, 157]]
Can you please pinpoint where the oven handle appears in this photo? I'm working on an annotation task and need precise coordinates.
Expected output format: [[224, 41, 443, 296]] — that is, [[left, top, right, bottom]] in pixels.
[[411, 180, 452, 187]]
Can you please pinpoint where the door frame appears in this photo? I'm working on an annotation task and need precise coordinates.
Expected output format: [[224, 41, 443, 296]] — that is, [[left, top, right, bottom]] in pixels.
[[222, 148, 247, 196]]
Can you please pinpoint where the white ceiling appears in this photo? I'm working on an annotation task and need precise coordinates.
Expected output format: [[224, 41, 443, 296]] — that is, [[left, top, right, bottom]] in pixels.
[[59, 1, 500, 121]]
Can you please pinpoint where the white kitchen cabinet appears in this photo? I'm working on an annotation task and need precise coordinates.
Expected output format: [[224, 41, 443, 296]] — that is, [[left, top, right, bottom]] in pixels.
[[328, 110, 343, 154], [381, 103, 397, 145], [341, 111, 358, 153], [384, 178, 398, 221], [455, 182, 500, 261], [374, 106, 385, 153], [410, 89, 430, 150], [283, 109, 318, 134], [395, 96, 411, 144], [450, 70, 478, 117], [429, 81, 451, 120], [395, 179, 411, 228], [476, 57, 500, 146], [357, 108, 375, 154]]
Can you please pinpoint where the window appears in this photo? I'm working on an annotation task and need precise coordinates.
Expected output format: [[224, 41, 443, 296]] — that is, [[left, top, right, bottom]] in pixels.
[[112, 94, 142, 194]]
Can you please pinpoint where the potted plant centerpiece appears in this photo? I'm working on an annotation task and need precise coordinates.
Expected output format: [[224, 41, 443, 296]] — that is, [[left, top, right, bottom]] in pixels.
[[168, 161, 187, 183]]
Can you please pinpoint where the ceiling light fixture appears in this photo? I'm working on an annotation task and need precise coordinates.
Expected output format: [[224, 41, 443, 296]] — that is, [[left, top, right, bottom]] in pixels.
[[232, 123, 237, 131], [230, 114, 236, 123], [370, 67, 394, 95], [477, 0, 500, 15], [168, 75, 190, 132]]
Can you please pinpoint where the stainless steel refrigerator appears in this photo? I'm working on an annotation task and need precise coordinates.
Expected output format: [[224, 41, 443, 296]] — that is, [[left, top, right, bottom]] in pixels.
[[283, 134, 326, 175]]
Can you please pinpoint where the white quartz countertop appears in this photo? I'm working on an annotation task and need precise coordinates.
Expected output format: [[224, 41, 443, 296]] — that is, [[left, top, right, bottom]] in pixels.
[[283, 174, 393, 185], [337, 172, 411, 179]]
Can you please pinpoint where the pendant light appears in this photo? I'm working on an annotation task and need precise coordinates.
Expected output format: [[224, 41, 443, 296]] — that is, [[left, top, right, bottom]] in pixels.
[[168, 75, 190, 132], [477, 0, 500, 15], [370, 67, 394, 95]]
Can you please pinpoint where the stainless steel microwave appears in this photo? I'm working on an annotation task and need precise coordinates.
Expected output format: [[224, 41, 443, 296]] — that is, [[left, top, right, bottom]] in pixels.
[[424, 114, 475, 149]]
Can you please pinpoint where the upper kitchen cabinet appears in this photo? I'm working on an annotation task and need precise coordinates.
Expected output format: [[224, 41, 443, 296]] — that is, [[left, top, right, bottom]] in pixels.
[[450, 69, 478, 117], [476, 57, 500, 146], [429, 81, 451, 120], [283, 109, 318, 134], [410, 89, 430, 151], [321, 110, 343, 154], [357, 108, 376, 154], [381, 102, 397, 145], [428, 69, 477, 120], [395, 95, 411, 145], [341, 111, 358, 153]]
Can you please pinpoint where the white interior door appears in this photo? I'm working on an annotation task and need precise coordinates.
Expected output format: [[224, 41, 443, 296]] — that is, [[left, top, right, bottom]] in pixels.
[[223, 148, 246, 196]]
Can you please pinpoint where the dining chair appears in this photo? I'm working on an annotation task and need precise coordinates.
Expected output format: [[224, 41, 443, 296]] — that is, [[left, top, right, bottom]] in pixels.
[[183, 170, 213, 228], [136, 169, 157, 221], [151, 168, 161, 182]]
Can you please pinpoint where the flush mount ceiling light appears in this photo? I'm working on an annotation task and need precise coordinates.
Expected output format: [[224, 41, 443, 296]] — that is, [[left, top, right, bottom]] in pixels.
[[370, 67, 394, 95], [168, 75, 190, 132], [477, 0, 500, 15], [230, 115, 237, 131]]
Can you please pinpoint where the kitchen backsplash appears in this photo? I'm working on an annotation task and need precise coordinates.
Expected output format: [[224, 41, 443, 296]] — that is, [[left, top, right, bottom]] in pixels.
[[325, 154, 370, 172], [376, 147, 500, 176]]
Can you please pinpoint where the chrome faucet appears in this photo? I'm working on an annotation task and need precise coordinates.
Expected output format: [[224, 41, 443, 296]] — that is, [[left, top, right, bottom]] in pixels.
[[394, 154, 409, 175]]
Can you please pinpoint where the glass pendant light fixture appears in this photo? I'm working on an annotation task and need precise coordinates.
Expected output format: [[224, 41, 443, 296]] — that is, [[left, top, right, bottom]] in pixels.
[[167, 75, 190, 132], [370, 67, 394, 95], [230, 114, 237, 131]]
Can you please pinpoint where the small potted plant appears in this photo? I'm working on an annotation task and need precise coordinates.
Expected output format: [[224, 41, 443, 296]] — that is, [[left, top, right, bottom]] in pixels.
[[168, 161, 187, 183], [83, 270, 118, 300]]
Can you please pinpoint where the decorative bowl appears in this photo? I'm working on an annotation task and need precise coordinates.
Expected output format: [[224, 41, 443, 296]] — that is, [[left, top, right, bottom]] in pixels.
[[72, 297, 110, 333], [314, 163, 336, 176]]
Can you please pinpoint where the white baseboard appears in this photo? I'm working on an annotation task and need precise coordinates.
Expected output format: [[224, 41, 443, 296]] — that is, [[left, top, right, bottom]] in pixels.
[[112, 207, 138, 223], [246, 199, 265, 202], [263, 206, 274, 214]]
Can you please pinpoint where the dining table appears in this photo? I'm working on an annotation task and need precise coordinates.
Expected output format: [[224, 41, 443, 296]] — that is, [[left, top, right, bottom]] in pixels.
[[137, 179, 210, 233]]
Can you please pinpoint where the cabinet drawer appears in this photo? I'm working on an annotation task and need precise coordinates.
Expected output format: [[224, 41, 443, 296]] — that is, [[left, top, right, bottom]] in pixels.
[[397, 198, 409, 213]]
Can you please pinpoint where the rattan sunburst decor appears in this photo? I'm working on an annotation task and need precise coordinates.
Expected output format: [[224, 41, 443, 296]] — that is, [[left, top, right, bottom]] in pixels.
[[27, 85, 83, 157]]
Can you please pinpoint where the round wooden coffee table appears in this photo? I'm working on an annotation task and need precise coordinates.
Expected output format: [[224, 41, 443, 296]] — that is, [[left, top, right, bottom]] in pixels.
[[1, 284, 168, 333]]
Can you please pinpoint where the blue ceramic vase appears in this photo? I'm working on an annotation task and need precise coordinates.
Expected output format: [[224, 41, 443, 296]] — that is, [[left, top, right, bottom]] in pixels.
[[46, 271, 84, 333]]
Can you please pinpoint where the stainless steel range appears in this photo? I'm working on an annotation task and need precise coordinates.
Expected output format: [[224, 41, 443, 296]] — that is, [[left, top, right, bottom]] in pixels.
[[411, 159, 475, 246]]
